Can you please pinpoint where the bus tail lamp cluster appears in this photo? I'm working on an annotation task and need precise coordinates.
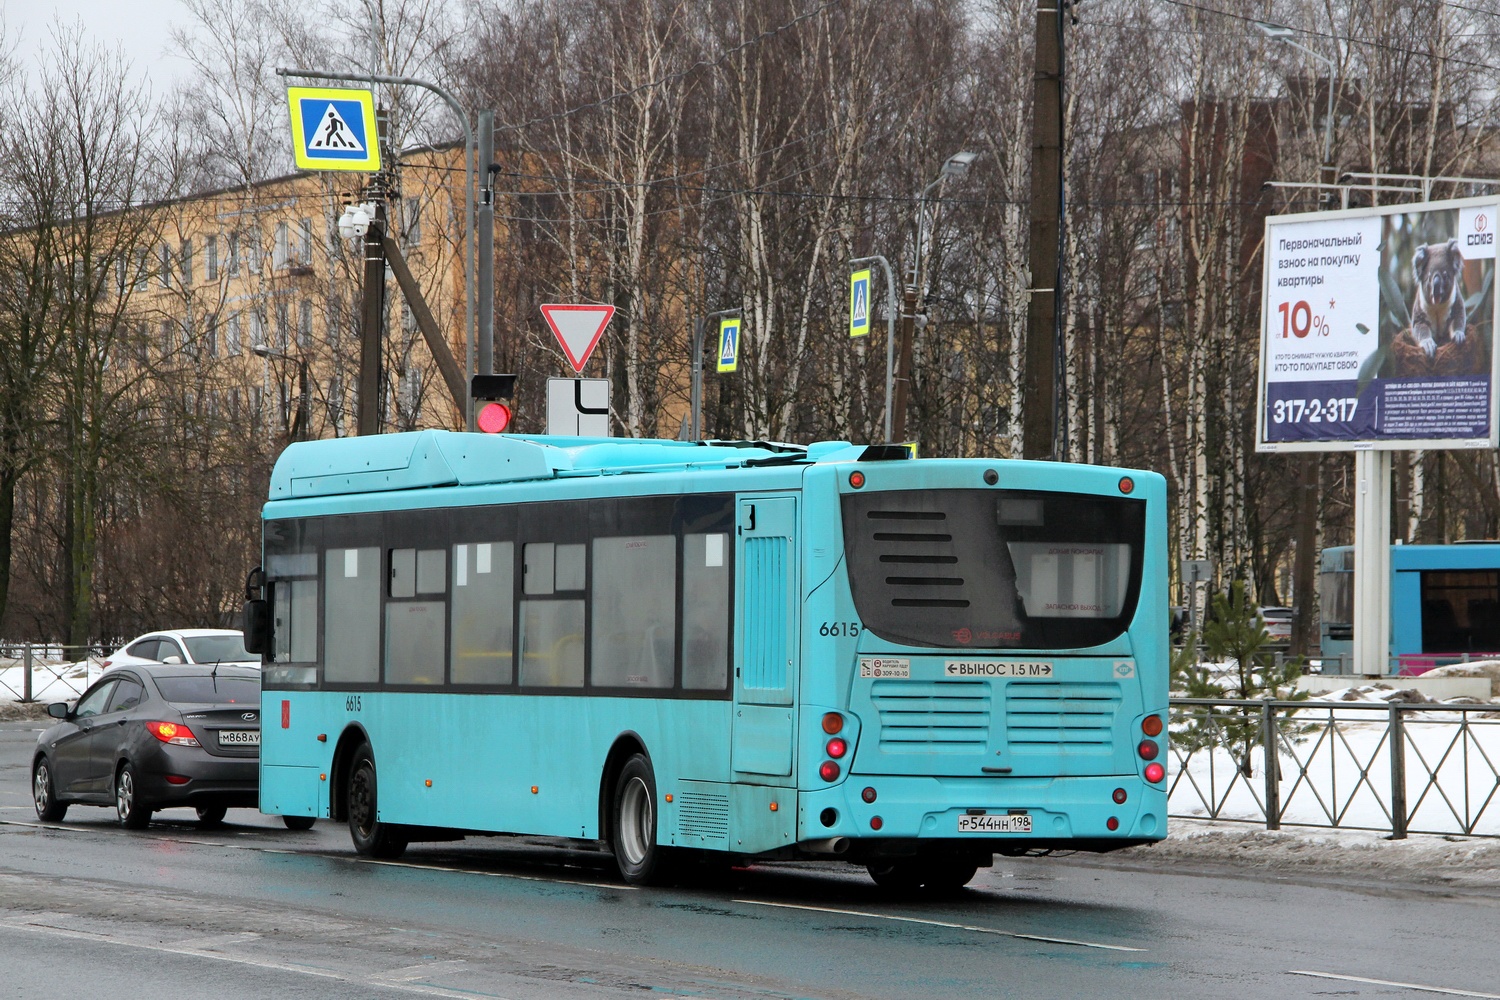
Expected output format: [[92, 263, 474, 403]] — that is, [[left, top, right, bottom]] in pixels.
[[1139, 716, 1164, 781], [820, 713, 847, 782], [146, 721, 200, 747]]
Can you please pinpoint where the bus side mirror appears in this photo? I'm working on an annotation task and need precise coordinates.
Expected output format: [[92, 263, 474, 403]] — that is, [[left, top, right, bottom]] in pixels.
[[242, 599, 270, 655], [242, 566, 269, 655]]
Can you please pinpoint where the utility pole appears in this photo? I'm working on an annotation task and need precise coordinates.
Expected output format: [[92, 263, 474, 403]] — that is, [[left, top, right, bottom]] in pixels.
[[356, 109, 390, 436], [890, 279, 918, 442], [1022, 0, 1064, 461], [478, 110, 495, 379]]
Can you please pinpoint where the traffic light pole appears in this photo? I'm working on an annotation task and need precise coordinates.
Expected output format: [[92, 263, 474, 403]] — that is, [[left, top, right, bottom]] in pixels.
[[357, 116, 389, 437], [690, 307, 741, 441]]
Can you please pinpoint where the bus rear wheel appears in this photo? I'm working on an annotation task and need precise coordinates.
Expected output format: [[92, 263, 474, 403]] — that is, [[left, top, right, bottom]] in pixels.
[[347, 743, 407, 859], [867, 857, 978, 894], [612, 754, 674, 886]]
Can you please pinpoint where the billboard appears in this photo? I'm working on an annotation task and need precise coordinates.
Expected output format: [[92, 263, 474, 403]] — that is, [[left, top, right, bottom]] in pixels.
[[1257, 196, 1499, 452]]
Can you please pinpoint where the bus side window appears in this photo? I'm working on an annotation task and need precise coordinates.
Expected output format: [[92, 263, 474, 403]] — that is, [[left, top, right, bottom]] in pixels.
[[452, 541, 515, 685], [386, 548, 446, 685], [267, 552, 319, 665], [325, 547, 380, 684], [520, 541, 584, 687], [682, 532, 730, 691], [591, 535, 675, 689]]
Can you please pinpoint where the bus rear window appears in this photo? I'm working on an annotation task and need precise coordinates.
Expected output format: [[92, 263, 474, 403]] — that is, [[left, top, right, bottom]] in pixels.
[[842, 488, 1145, 649]]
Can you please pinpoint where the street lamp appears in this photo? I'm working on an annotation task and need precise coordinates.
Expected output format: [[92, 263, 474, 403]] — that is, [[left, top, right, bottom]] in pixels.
[[1254, 20, 1337, 171], [891, 150, 980, 443], [254, 343, 310, 442], [914, 151, 979, 307]]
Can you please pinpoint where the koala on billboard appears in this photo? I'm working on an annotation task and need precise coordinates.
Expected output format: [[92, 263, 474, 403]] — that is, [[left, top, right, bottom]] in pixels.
[[1409, 238, 1468, 358]]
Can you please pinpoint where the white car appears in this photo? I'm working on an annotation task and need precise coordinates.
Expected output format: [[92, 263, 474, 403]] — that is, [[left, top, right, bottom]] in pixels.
[[102, 629, 259, 670]]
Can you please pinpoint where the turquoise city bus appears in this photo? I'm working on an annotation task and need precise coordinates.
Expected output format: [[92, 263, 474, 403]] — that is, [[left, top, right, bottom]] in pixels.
[[1320, 542, 1500, 672], [244, 430, 1169, 889]]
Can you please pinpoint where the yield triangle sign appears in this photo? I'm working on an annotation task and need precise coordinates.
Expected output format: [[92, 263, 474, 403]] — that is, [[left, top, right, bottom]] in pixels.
[[541, 303, 615, 373]]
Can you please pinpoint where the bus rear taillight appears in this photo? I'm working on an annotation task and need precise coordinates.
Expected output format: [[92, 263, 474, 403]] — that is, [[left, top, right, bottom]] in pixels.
[[826, 737, 847, 759], [1137, 739, 1159, 761], [1106, 817, 1120, 831], [822, 713, 844, 734], [861, 787, 877, 803], [1144, 763, 1165, 783], [1141, 715, 1163, 737], [1112, 787, 1127, 804], [819, 761, 841, 782], [849, 471, 865, 489]]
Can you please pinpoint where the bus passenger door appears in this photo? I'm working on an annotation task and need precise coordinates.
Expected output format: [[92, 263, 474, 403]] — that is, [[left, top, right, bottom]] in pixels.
[[732, 496, 798, 780]]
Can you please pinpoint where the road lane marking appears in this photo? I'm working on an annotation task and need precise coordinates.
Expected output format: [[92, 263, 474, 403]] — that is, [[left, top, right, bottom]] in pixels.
[[377, 960, 470, 982], [261, 848, 637, 891], [0, 918, 511, 999], [1290, 971, 1500, 998], [735, 899, 1146, 952]]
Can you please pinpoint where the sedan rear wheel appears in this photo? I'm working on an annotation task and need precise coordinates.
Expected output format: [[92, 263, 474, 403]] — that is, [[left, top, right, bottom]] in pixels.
[[32, 758, 66, 822], [195, 805, 228, 828], [115, 763, 153, 830]]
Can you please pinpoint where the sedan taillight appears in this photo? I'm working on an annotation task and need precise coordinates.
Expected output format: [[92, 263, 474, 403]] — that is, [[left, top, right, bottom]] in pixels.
[[145, 721, 200, 747]]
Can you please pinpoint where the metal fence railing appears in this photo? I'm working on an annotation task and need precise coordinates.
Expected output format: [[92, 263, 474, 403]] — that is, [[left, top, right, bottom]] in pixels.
[[1169, 697, 1500, 839], [0, 644, 103, 704]]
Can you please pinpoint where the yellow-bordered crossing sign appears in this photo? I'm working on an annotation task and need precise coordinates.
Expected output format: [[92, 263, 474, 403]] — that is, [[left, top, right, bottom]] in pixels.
[[716, 317, 741, 373], [849, 269, 871, 338], [287, 87, 381, 172]]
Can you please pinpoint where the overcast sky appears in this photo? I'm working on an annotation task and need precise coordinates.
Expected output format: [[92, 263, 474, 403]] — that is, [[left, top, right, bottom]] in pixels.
[[6, 0, 194, 92]]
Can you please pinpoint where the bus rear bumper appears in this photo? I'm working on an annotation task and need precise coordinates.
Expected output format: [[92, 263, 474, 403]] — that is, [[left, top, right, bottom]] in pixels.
[[796, 774, 1166, 857]]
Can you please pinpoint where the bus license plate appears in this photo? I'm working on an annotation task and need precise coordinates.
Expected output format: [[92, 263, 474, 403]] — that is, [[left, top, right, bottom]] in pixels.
[[218, 730, 260, 747], [958, 814, 1031, 834]]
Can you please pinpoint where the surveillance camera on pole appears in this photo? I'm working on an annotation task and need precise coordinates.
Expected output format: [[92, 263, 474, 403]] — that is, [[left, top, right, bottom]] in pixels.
[[337, 202, 377, 241]]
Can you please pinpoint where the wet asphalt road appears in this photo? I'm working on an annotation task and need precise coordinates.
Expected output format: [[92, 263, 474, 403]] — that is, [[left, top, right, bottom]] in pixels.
[[0, 719, 1496, 999]]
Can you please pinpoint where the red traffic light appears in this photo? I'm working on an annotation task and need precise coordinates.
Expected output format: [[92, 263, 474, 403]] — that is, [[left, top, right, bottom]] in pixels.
[[478, 402, 512, 434]]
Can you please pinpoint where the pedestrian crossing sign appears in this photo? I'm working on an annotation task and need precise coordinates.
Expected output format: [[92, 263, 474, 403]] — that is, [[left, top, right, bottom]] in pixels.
[[287, 87, 381, 173], [716, 317, 741, 373], [849, 268, 871, 338]]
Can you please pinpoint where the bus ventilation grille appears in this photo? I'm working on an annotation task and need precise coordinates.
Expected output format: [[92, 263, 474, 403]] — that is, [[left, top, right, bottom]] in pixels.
[[677, 791, 730, 842], [865, 509, 970, 609], [870, 680, 990, 752], [1004, 681, 1121, 750], [742, 535, 789, 690]]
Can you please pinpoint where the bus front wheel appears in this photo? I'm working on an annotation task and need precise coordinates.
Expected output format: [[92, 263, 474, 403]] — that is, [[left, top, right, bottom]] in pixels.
[[347, 743, 408, 859], [611, 754, 674, 886]]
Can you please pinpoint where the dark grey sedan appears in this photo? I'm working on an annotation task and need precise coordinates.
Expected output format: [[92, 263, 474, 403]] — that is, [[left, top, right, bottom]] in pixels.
[[30, 664, 275, 830]]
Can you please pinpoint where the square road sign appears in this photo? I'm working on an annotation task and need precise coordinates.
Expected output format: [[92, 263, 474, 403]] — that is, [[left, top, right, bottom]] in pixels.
[[287, 87, 382, 172]]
